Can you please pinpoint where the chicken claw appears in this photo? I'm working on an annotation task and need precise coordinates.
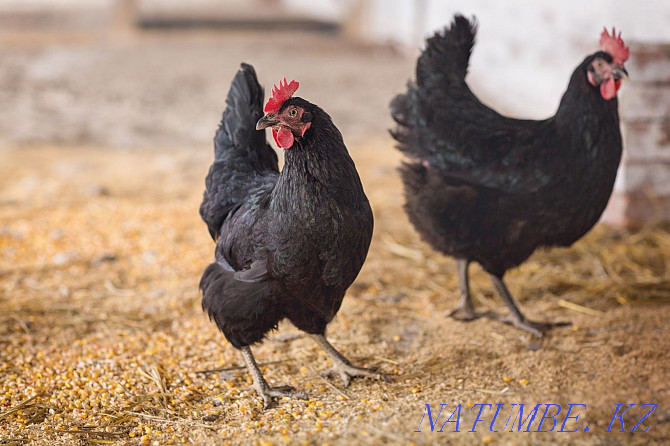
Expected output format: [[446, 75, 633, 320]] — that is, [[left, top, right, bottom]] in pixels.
[[311, 334, 390, 388], [255, 385, 309, 410], [489, 274, 570, 337], [448, 306, 487, 321], [492, 313, 571, 338], [321, 364, 390, 388], [240, 346, 309, 409]]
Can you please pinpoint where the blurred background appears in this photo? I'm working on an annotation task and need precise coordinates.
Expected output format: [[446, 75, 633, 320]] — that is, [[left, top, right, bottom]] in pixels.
[[1, 0, 668, 225]]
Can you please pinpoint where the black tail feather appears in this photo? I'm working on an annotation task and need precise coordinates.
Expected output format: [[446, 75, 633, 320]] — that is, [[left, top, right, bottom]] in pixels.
[[416, 14, 477, 89], [390, 15, 477, 163], [200, 63, 279, 240], [214, 63, 269, 161]]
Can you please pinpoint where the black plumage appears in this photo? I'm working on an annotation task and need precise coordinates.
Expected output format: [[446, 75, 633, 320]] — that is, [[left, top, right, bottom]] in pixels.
[[391, 16, 626, 336], [200, 63, 386, 408]]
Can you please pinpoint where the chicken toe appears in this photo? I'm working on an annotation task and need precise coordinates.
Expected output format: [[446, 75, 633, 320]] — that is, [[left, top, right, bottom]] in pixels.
[[491, 313, 571, 338], [311, 334, 389, 387], [489, 274, 570, 337], [240, 346, 309, 409], [321, 363, 389, 388], [256, 385, 309, 410], [448, 306, 487, 321]]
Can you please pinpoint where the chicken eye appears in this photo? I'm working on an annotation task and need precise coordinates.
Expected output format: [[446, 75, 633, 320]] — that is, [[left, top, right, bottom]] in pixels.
[[288, 108, 298, 117]]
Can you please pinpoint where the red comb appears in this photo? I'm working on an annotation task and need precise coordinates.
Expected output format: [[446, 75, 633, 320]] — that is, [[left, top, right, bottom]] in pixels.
[[264, 78, 299, 113], [599, 27, 629, 65]]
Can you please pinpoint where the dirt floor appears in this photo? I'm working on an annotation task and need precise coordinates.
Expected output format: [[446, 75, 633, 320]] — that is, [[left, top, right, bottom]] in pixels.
[[1, 27, 669, 446], [1, 142, 669, 446]]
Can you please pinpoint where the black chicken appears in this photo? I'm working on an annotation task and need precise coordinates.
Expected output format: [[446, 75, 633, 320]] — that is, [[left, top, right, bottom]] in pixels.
[[199, 63, 387, 408], [391, 16, 629, 336]]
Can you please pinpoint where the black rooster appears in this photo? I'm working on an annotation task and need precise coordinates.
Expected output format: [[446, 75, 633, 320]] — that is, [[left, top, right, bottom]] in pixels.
[[391, 16, 629, 336], [200, 63, 387, 408]]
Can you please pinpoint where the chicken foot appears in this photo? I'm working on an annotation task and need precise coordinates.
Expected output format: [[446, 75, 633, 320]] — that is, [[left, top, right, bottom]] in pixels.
[[489, 274, 570, 337], [311, 334, 390, 387], [240, 346, 308, 409]]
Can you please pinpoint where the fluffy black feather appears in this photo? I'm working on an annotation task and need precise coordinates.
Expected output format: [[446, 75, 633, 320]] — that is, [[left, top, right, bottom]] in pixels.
[[200, 261, 279, 348]]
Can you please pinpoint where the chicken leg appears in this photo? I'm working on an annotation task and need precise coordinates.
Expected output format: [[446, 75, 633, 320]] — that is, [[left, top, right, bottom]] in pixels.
[[488, 274, 570, 337], [311, 334, 390, 387], [448, 259, 485, 321], [240, 346, 308, 409]]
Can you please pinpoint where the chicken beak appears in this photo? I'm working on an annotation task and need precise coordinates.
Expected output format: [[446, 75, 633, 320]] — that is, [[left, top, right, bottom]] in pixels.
[[256, 114, 279, 130], [612, 65, 629, 81]]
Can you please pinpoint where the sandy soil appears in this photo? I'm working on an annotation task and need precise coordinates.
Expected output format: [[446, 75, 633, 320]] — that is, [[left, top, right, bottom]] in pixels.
[[1, 28, 669, 446]]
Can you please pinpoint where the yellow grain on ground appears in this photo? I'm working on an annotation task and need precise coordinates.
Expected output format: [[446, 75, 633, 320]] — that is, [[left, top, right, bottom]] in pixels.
[[0, 145, 669, 445]]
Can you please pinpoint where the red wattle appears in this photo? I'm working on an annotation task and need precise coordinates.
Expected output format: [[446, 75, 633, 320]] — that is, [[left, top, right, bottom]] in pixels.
[[600, 77, 617, 100], [272, 127, 295, 149]]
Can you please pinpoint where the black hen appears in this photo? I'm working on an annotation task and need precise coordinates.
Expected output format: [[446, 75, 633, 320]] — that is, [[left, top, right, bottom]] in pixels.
[[391, 16, 629, 336], [200, 63, 386, 408]]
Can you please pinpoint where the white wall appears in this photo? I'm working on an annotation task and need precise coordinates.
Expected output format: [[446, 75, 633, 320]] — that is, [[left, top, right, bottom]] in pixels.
[[353, 0, 670, 226], [363, 0, 670, 117]]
